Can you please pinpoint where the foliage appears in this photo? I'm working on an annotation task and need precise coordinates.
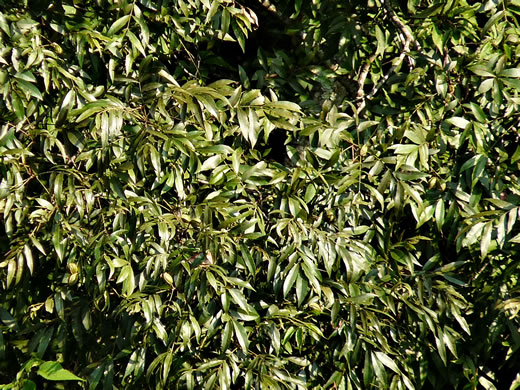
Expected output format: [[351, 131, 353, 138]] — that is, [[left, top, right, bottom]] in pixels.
[[1, 0, 520, 389]]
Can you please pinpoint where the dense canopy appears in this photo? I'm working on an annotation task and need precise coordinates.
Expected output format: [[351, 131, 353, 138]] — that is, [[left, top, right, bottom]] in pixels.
[[1, 0, 520, 389]]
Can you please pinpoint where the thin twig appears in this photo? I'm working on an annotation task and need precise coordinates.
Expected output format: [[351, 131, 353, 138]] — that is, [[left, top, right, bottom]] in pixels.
[[356, 0, 417, 113], [356, 53, 378, 101], [361, 37, 412, 107], [385, 0, 414, 46]]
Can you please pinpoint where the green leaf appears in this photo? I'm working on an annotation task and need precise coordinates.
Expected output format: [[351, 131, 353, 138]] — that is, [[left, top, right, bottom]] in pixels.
[[371, 351, 387, 386], [499, 68, 520, 78], [416, 2, 443, 17], [200, 155, 223, 172], [107, 15, 131, 36], [75, 101, 111, 123], [471, 155, 487, 188], [153, 319, 168, 343], [442, 327, 458, 359], [22, 380, 36, 390], [16, 79, 43, 100], [445, 116, 470, 129], [240, 89, 262, 105], [389, 144, 419, 154], [127, 30, 146, 57], [0, 12, 10, 36], [248, 107, 259, 146], [483, 10, 504, 36], [37, 361, 85, 381], [14, 71, 37, 83], [479, 375, 498, 390], [432, 25, 443, 53], [283, 263, 299, 298], [11, 91, 24, 119], [221, 320, 233, 353], [6, 259, 16, 289], [240, 244, 256, 275], [110, 178, 127, 200], [480, 221, 493, 258], [266, 101, 302, 112], [467, 102, 487, 122], [304, 184, 316, 203], [434, 199, 445, 231], [295, 274, 309, 307], [36, 326, 55, 358], [460, 154, 480, 173], [221, 8, 231, 36], [232, 21, 246, 52], [468, 65, 495, 77], [375, 25, 386, 56], [501, 77, 520, 90], [511, 232, 520, 244], [24, 244, 34, 275], [205, 0, 220, 23], [269, 322, 281, 354], [374, 351, 400, 374], [288, 196, 301, 217], [479, 78, 494, 93], [231, 318, 249, 351], [0, 308, 18, 330], [435, 329, 447, 366], [228, 288, 251, 313]]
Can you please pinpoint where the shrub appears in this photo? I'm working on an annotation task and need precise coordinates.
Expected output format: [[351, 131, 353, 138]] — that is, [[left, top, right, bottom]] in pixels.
[[1, 1, 520, 388]]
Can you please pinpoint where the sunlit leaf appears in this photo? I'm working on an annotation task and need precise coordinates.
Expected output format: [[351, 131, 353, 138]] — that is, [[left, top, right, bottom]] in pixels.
[[37, 361, 85, 381]]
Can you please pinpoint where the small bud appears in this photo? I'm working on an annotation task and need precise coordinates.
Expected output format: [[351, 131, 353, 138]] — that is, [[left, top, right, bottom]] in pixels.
[[68, 273, 78, 285], [162, 272, 174, 286], [67, 263, 78, 274]]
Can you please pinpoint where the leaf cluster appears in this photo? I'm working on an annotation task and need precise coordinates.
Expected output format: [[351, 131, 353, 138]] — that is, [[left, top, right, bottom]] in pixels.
[[1, 0, 520, 389]]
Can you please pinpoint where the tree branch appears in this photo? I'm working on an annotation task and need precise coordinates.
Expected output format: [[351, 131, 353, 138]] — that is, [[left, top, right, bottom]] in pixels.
[[356, 53, 378, 102], [356, 0, 417, 113]]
